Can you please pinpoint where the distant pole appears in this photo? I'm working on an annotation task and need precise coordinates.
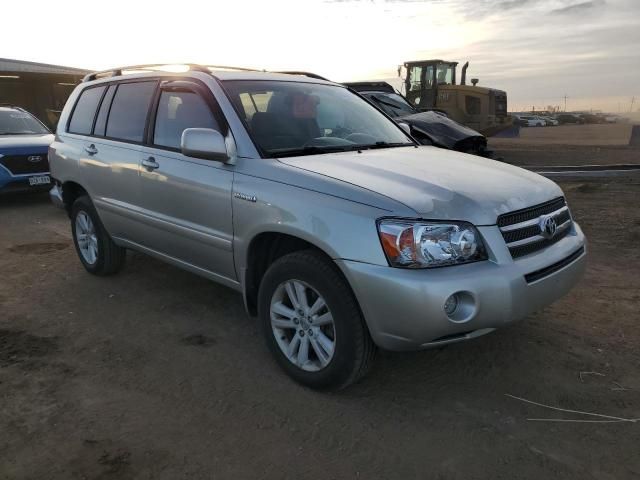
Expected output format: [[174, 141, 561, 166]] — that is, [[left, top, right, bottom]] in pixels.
[[564, 94, 568, 112], [631, 97, 636, 113]]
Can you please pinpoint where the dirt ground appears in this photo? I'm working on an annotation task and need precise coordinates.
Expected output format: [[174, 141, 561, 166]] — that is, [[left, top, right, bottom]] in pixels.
[[490, 143, 640, 167], [1, 161, 640, 478], [489, 123, 640, 167]]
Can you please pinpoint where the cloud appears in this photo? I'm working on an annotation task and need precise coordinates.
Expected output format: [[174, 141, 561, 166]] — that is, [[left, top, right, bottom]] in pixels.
[[550, 0, 605, 15]]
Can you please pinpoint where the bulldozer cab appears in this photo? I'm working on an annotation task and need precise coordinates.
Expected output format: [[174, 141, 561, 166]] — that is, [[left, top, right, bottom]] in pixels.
[[403, 60, 458, 110]]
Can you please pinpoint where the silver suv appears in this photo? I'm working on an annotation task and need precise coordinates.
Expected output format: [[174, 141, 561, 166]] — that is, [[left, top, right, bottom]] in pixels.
[[49, 64, 586, 389]]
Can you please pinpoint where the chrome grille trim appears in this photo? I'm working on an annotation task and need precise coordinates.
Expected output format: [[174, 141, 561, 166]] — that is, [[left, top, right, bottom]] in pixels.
[[497, 197, 573, 259], [505, 219, 571, 247], [500, 206, 569, 232]]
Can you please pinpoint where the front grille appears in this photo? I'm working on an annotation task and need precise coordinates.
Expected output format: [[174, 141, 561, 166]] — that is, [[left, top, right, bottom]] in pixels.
[[498, 197, 566, 227], [498, 197, 573, 259], [0, 154, 50, 175]]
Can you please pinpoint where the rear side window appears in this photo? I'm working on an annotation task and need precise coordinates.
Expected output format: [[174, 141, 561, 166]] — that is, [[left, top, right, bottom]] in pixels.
[[153, 90, 219, 150], [68, 86, 106, 135], [93, 85, 116, 137], [106, 82, 156, 142]]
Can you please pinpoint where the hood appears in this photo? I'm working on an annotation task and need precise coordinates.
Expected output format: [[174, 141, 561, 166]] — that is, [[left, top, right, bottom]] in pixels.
[[0, 134, 54, 155], [399, 111, 484, 149], [278, 146, 563, 225]]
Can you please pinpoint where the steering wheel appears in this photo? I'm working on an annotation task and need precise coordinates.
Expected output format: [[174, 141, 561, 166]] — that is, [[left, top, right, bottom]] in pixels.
[[328, 126, 353, 138]]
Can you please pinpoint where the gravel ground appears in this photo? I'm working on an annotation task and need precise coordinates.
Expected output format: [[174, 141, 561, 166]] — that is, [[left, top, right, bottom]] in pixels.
[[1, 173, 639, 479]]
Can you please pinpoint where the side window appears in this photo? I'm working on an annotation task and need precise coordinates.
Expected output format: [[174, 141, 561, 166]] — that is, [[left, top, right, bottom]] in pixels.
[[106, 82, 156, 142], [93, 85, 116, 137], [408, 66, 422, 91], [68, 86, 106, 135], [238, 92, 272, 121], [153, 90, 219, 150]]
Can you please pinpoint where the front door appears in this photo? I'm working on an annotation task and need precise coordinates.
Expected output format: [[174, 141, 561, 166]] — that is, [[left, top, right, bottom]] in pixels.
[[136, 81, 236, 282]]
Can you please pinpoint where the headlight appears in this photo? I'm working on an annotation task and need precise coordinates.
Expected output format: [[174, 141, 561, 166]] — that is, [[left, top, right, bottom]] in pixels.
[[377, 219, 487, 268]]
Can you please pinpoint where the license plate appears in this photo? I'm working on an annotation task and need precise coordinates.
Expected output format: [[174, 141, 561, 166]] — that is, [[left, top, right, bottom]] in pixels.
[[28, 175, 51, 186]]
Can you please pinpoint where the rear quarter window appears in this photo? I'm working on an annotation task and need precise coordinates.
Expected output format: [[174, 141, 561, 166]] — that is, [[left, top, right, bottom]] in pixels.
[[68, 86, 106, 135], [105, 81, 156, 142]]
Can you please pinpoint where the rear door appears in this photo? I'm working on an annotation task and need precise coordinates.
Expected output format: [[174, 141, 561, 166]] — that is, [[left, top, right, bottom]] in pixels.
[[73, 80, 157, 240], [136, 79, 236, 282]]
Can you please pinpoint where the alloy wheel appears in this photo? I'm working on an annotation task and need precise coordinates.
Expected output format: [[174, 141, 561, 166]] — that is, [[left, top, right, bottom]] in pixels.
[[270, 279, 336, 372]]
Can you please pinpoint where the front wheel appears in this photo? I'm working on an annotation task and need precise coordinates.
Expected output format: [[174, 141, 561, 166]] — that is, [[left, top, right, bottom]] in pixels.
[[258, 250, 376, 390], [71, 196, 125, 275]]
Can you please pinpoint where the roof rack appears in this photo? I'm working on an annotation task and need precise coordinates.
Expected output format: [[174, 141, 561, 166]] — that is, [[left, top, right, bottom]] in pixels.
[[82, 63, 262, 82], [205, 65, 262, 72], [82, 63, 215, 82], [82, 64, 329, 83], [274, 71, 331, 81]]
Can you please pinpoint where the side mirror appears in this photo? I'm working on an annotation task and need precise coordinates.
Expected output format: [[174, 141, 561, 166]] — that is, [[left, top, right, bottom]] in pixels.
[[181, 128, 229, 163], [397, 122, 411, 136]]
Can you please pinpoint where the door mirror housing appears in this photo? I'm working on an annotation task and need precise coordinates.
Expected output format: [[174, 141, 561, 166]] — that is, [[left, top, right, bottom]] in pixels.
[[181, 128, 230, 162], [397, 122, 411, 136]]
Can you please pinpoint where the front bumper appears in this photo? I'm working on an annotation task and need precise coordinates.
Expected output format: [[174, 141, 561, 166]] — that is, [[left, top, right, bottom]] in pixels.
[[0, 173, 52, 195], [337, 222, 586, 351], [49, 183, 65, 208]]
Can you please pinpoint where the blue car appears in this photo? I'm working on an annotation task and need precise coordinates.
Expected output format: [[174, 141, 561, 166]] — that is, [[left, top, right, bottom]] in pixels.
[[0, 106, 54, 194]]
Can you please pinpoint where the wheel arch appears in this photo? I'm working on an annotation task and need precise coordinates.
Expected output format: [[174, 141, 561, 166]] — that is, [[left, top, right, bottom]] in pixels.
[[242, 230, 342, 317], [61, 180, 89, 216]]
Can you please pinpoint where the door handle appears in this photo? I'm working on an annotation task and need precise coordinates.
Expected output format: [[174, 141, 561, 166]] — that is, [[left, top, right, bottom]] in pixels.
[[84, 144, 98, 155], [142, 157, 160, 171]]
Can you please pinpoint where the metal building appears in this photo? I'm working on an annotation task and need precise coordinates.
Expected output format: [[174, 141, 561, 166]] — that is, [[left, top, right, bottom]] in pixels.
[[0, 58, 88, 129]]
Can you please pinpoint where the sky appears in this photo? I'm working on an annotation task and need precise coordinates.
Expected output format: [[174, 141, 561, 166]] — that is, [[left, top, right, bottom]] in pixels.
[[4, 0, 639, 112]]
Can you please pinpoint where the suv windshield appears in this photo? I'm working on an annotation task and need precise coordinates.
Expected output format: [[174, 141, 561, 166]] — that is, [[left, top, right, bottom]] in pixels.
[[223, 80, 413, 157], [0, 109, 50, 135], [362, 92, 416, 118]]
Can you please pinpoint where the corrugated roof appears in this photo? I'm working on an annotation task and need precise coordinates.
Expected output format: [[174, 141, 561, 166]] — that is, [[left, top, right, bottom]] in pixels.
[[0, 58, 89, 75]]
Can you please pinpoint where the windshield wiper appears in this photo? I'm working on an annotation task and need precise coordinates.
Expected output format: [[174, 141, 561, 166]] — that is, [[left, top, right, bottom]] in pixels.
[[272, 142, 414, 157], [271, 145, 361, 158], [366, 141, 414, 149]]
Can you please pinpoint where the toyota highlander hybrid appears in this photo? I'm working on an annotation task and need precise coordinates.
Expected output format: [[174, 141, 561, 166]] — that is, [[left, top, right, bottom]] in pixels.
[[49, 64, 587, 389]]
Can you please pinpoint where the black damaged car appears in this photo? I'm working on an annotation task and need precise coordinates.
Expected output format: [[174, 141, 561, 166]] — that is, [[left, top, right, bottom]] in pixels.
[[344, 81, 493, 158]]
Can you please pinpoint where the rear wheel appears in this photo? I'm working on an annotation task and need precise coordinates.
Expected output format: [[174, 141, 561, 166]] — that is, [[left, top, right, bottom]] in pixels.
[[258, 250, 376, 390], [71, 196, 125, 275]]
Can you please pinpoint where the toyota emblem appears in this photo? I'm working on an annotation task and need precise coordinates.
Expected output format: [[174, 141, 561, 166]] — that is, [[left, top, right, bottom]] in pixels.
[[539, 215, 558, 239]]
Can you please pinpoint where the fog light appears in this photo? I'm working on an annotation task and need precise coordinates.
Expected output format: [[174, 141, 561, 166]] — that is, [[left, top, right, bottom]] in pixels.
[[444, 294, 458, 315]]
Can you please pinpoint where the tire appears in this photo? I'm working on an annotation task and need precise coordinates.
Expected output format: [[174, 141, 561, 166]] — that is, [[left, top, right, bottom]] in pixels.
[[258, 250, 376, 390], [71, 195, 125, 275]]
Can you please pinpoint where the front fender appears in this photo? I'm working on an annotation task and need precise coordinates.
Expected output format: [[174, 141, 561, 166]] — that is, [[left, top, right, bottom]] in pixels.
[[232, 172, 394, 289]]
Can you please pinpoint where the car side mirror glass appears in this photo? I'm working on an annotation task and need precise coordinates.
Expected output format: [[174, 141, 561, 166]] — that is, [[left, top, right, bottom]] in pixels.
[[181, 128, 230, 163], [397, 122, 411, 136]]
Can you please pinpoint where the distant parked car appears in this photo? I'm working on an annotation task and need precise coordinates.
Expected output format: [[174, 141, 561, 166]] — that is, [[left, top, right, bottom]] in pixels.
[[510, 114, 528, 127], [556, 114, 585, 125], [579, 113, 605, 124], [516, 115, 546, 127], [539, 116, 559, 126], [344, 82, 492, 157], [0, 106, 54, 194]]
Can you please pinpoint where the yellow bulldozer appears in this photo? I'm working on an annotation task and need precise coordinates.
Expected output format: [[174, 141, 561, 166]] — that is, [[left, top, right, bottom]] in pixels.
[[399, 59, 510, 136]]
